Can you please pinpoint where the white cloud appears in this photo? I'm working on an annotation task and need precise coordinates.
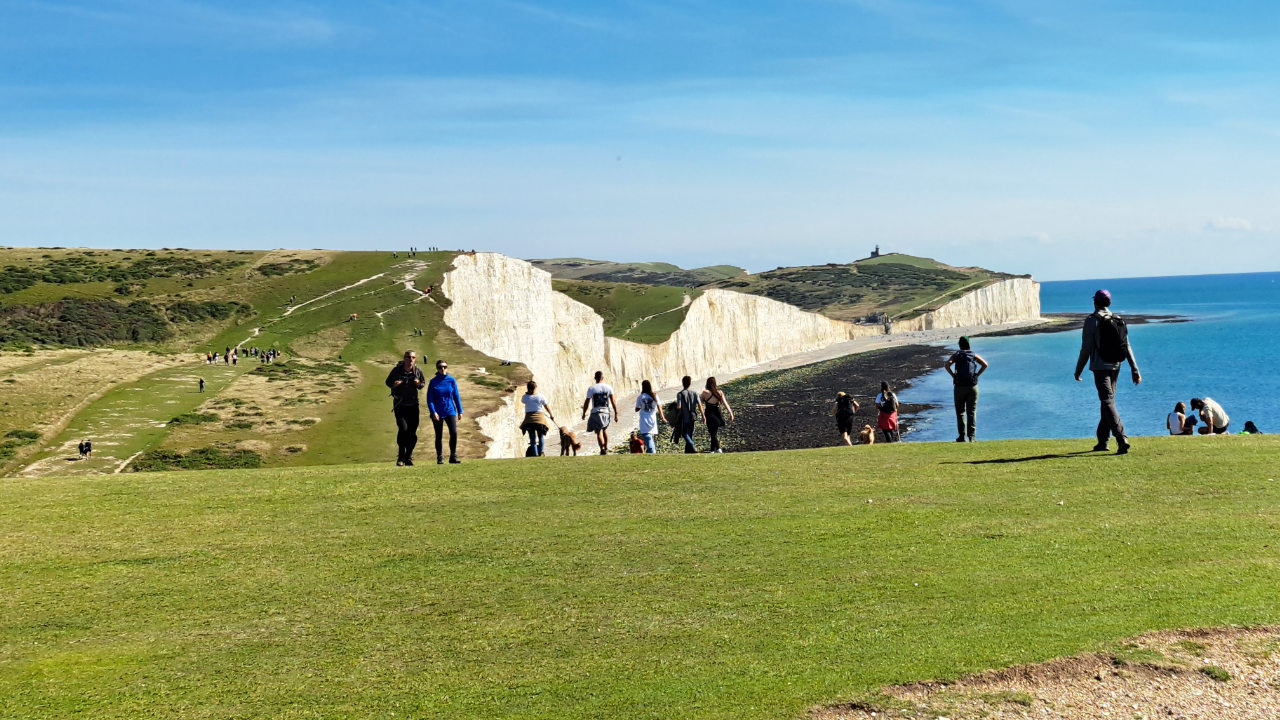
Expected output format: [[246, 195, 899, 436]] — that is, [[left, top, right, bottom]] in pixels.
[[1205, 217, 1255, 232]]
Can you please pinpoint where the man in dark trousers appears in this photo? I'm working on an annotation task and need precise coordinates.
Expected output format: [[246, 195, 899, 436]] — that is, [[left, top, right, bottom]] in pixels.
[[1074, 289, 1141, 454], [944, 336, 988, 442], [385, 350, 426, 466]]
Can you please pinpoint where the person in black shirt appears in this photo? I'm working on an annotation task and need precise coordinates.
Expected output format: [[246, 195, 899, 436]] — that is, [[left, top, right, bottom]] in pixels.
[[385, 350, 426, 465]]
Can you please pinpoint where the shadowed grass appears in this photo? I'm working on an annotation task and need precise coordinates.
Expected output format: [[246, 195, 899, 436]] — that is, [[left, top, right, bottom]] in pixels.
[[1, 436, 1278, 719]]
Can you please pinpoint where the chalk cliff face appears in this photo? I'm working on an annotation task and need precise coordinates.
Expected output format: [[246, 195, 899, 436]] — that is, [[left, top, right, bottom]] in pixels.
[[900, 277, 1041, 331], [441, 253, 1040, 457]]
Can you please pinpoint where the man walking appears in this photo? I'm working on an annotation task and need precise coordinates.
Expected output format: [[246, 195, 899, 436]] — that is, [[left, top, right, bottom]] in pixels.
[[385, 350, 426, 465], [427, 359, 463, 464], [944, 336, 988, 442], [1074, 289, 1141, 454], [674, 375, 703, 453], [581, 370, 619, 455]]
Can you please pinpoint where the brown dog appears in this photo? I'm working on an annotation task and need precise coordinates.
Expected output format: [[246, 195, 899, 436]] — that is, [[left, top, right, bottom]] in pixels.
[[559, 426, 583, 456], [858, 425, 876, 445]]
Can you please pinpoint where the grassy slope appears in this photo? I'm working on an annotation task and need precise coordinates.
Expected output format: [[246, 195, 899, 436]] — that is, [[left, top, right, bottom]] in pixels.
[[552, 279, 700, 344], [2, 436, 1278, 719], [2, 249, 528, 471], [708, 253, 1019, 322], [532, 258, 745, 286]]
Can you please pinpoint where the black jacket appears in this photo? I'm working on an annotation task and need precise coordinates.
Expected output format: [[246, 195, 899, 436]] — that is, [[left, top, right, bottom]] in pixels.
[[385, 363, 425, 406]]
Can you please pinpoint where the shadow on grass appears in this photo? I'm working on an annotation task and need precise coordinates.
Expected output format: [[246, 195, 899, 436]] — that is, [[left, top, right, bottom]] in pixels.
[[949, 451, 1101, 465]]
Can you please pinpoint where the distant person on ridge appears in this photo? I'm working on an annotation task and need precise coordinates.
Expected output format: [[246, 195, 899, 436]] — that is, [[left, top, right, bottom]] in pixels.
[[944, 336, 988, 442], [875, 381, 900, 443], [385, 350, 426, 466], [700, 377, 734, 453], [830, 391, 860, 446], [428, 359, 463, 464], [1190, 397, 1230, 434], [581, 370, 619, 455], [635, 380, 667, 454], [1074, 289, 1141, 454], [674, 376, 703, 453]]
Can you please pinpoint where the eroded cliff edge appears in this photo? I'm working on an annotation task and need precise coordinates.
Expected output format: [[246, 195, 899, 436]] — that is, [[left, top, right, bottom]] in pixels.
[[442, 253, 1040, 457]]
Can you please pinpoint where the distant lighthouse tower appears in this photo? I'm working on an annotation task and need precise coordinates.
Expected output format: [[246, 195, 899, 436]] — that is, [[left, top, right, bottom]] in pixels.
[[870, 245, 881, 258]]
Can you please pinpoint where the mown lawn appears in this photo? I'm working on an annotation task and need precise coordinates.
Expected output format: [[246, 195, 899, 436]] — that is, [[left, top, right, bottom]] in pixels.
[[2, 436, 1278, 719]]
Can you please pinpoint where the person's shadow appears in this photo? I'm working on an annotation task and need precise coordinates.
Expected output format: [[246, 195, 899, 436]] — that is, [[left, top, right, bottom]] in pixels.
[[947, 450, 1099, 465]]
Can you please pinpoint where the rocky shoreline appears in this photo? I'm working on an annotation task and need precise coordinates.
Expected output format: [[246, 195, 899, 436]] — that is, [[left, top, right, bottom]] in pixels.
[[719, 313, 1189, 452]]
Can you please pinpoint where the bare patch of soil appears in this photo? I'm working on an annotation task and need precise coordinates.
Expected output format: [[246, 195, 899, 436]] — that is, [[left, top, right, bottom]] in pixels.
[[816, 626, 1280, 720]]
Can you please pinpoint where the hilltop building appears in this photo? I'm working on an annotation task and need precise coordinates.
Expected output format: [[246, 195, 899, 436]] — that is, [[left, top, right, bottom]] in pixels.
[[870, 245, 881, 258]]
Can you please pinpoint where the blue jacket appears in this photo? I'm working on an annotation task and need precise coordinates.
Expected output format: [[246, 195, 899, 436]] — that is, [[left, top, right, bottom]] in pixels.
[[427, 374, 463, 417]]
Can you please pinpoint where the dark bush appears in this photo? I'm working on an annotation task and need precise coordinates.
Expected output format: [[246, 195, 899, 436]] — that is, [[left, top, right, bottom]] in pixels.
[[130, 446, 262, 472]]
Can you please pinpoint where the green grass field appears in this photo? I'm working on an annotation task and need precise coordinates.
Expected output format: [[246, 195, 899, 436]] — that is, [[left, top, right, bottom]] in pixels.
[[3, 436, 1278, 719], [552, 279, 700, 343]]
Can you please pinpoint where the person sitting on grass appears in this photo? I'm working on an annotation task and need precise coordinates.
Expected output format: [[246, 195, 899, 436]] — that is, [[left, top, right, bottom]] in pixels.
[[1242, 420, 1263, 435], [1167, 402, 1195, 435]]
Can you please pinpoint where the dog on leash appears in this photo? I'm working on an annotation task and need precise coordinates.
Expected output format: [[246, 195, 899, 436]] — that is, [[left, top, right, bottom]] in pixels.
[[858, 425, 876, 445], [559, 426, 583, 456]]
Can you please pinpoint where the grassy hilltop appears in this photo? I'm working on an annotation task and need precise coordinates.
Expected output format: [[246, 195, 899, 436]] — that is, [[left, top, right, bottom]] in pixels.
[[534, 253, 1025, 330], [2, 436, 1277, 719], [0, 247, 528, 475]]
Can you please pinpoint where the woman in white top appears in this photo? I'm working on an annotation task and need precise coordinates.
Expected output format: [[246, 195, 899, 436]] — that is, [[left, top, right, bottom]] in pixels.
[[1167, 401, 1193, 435], [519, 381, 555, 457], [635, 379, 668, 454]]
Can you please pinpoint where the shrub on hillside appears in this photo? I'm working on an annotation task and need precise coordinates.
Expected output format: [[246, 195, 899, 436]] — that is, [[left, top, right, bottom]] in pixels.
[[0, 253, 247, 294], [0, 298, 253, 348], [130, 446, 262, 472], [168, 412, 219, 426], [255, 258, 320, 277]]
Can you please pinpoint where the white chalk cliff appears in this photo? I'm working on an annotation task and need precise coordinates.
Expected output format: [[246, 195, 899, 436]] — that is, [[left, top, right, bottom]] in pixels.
[[441, 253, 1040, 457]]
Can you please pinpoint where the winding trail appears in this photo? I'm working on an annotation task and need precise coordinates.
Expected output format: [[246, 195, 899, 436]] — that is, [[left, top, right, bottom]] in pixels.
[[621, 294, 692, 337], [284, 273, 386, 316]]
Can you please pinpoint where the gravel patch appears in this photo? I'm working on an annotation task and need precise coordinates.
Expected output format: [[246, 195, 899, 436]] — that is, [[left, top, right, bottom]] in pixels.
[[815, 626, 1280, 720]]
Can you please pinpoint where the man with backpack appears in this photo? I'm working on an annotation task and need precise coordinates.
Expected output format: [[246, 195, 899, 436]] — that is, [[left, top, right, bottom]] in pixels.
[[944, 336, 988, 442], [1074, 289, 1141, 454]]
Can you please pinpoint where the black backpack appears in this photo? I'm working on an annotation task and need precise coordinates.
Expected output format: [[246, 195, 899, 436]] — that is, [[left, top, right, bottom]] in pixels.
[[1096, 313, 1129, 363], [952, 350, 979, 385], [878, 392, 898, 414], [837, 394, 855, 418]]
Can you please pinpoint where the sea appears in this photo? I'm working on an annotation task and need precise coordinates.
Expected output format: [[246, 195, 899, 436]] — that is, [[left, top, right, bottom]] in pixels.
[[899, 271, 1280, 442]]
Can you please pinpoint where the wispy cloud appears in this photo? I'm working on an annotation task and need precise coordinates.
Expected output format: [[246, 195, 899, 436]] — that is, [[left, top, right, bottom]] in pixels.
[[9, 0, 341, 47], [1206, 217, 1255, 232]]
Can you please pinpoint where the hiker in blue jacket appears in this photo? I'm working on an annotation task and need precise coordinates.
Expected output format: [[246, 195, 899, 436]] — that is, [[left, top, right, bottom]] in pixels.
[[1074, 289, 1141, 454], [944, 336, 988, 442], [427, 359, 464, 464]]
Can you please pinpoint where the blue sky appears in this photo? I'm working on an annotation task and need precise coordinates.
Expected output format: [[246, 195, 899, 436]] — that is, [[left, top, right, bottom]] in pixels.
[[1, 1, 1278, 280]]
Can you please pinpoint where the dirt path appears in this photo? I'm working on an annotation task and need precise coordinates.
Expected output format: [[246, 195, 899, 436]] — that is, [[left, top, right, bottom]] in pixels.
[[18, 362, 246, 477], [621, 293, 692, 337], [817, 626, 1280, 720]]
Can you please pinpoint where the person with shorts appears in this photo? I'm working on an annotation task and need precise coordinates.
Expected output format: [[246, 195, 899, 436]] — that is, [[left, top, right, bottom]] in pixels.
[[1190, 397, 1230, 434], [635, 379, 667, 454], [427, 359, 463, 464], [385, 349, 426, 465], [831, 391, 860, 446], [581, 370, 619, 455]]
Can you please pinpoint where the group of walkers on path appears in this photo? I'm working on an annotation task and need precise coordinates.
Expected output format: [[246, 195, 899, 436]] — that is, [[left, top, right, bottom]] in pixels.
[[380, 287, 1266, 465], [205, 346, 279, 366]]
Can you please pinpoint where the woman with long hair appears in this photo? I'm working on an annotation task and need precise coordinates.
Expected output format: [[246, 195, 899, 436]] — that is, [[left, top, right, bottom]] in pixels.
[[700, 377, 735, 453], [875, 381, 900, 443], [635, 379, 666, 454]]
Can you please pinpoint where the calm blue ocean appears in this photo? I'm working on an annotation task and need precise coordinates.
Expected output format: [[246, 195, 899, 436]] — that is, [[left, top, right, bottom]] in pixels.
[[899, 272, 1280, 441]]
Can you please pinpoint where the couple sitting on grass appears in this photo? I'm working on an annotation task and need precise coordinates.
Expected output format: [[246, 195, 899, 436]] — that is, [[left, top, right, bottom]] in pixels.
[[1168, 398, 1260, 435]]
